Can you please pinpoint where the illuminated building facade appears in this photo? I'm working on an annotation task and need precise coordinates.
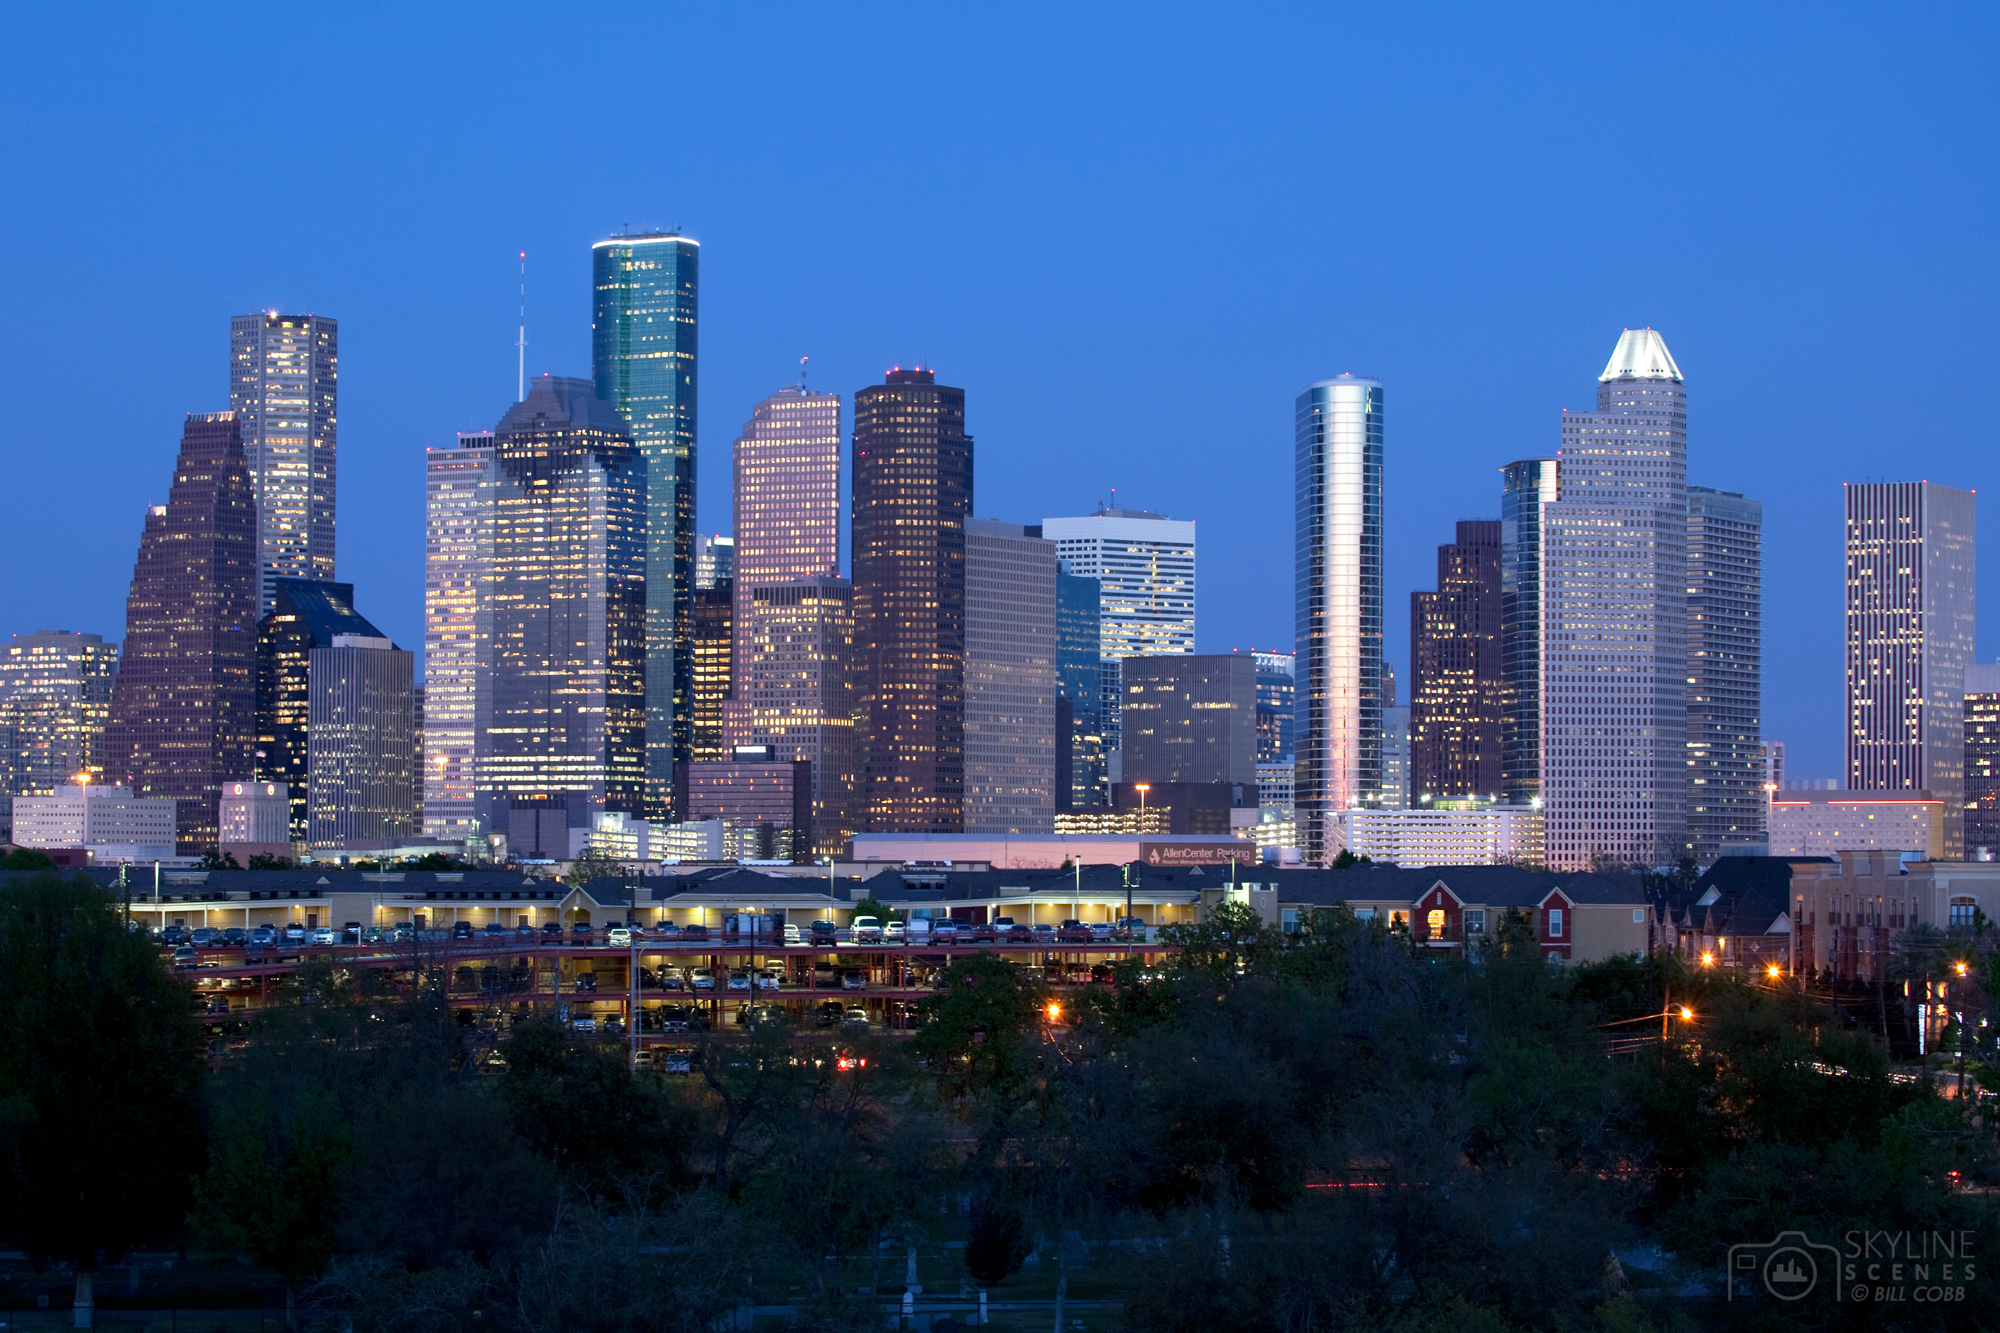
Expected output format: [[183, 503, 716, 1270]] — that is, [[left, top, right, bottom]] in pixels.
[[422, 433, 497, 841], [1253, 651, 1295, 764], [1121, 654, 1258, 787], [230, 313, 338, 614], [482, 376, 647, 856], [1499, 459, 1559, 803], [0, 631, 120, 837], [1541, 331, 1688, 871], [105, 412, 258, 853], [1411, 520, 1504, 802], [691, 580, 733, 762], [1966, 665, 2000, 859], [1055, 568, 1106, 809], [1294, 374, 1385, 864], [1686, 486, 1764, 862], [592, 232, 698, 816], [256, 578, 396, 843], [744, 577, 859, 859], [307, 634, 416, 848], [964, 520, 1057, 834], [675, 753, 814, 863], [1846, 480, 1975, 859], [695, 534, 734, 589], [851, 368, 972, 832]]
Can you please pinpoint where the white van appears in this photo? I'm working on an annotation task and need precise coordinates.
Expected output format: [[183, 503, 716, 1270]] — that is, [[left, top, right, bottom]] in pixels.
[[903, 917, 933, 944]]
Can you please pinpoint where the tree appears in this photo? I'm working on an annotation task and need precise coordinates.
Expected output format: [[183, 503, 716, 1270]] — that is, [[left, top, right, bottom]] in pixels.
[[0, 874, 207, 1325], [0, 847, 55, 871], [848, 894, 900, 924], [565, 849, 623, 888], [199, 845, 243, 870], [497, 1018, 698, 1201], [911, 953, 1048, 1103]]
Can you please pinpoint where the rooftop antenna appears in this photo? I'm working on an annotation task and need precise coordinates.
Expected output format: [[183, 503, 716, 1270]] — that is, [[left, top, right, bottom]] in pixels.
[[516, 252, 527, 402], [800, 354, 809, 390]]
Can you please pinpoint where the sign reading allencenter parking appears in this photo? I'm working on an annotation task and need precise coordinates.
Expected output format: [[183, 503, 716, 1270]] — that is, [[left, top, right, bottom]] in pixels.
[[1139, 841, 1249, 867]]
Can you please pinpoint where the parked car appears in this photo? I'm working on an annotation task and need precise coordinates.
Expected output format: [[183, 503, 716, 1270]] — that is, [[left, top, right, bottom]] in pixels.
[[681, 924, 710, 942], [571, 1015, 597, 1034], [482, 922, 506, 938], [190, 927, 218, 947], [782, 923, 803, 946], [852, 915, 883, 943], [657, 966, 685, 990], [571, 922, 593, 943], [842, 1006, 871, 1029], [689, 968, 715, 990], [311, 926, 337, 946], [816, 1000, 847, 1027], [883, 920, 907, 944], [1090, 962, 1118, 984], [171, 946, 197, 970], [1003, 922, 1034, 944], [929, 919, 960, 944], [840, 969, 866, 990], [392, 923, 414, 943], [660, 1049, 693, 1075], [1088, 921, 1114, 943], [574, 973, 598, 993], [755, 968, 782, 990], [809, 920, 839, 946], [283, 923, 307, 944], [158, 925, 188, 946], [654, 921, 682, 940], [726, 969, 752, 991], [603, 1014, 625, 1035], [1113, 917, 1149, 942], [969, 920, 999, 944], [1057, 919, 1092, 944], [249, 924, 276, 946], [607, 926, 633, 947], [222, 927, 247, 947], [658, 1005, 693, 1033], [903, 917, 932, 944]]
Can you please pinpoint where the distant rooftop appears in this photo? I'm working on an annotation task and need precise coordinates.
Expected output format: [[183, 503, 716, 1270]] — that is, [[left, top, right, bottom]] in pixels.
[[1599, 328, 1682, 383]]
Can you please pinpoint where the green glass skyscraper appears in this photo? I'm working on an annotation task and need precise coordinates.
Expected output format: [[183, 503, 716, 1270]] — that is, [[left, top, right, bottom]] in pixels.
[[592, 232, 698, 817]]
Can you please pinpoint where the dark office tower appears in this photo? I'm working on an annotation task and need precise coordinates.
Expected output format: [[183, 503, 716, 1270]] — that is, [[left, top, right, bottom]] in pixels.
[[105, 413, 258, 852], [691, 579, 733, 762], [1500, 459, 1558, 802], [592, 232, 698, 818], [851, 367, 972, 832], [1686, 487, 1764, 862], [1055, 567, 1106, 808], [1410, 521, 1504, 802], [1966, 666, 2000, 858], [256, 578, 398, 843], [1121, 654, 1259, 787], [482, 377, 648, 856], [1253, 652, 1296, 763]]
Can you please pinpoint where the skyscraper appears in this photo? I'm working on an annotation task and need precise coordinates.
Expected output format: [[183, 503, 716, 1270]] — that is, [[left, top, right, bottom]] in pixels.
[[306, 630, 415, 849], [851, 368, 972, 833], [256, 579, 397, 844], [592, 232, 698, 817], [695, 534, 734, 589], [1039, 508, 1196, 755], [1686, 486, 1764, 862], [230, 313, 338, 614], [743, 577, 859, 859], [1410, 520, 1504, 802], [1055, 570, 1106, 808], [105, 412, 258, 853], [1120, 654, 1258, 788], [482, 376, 648, 857], [691, 580, 733, 762], [964, 520, 1057, 834], [421, 433, 497, 842], [1499, 459, 1559, 803], [1965, 665, 2000, 859], [1540, 330, 1688, 871], [1846, 481, 1975, 858], [1294, 375, 1385, 865], [1252, 651, 1296, 764], [0, 632, 120, 836]]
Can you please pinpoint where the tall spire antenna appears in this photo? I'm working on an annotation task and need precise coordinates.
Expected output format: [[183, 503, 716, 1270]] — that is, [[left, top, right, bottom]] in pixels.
[[800, 354, 809, 389], [516, 251, 527, 402]]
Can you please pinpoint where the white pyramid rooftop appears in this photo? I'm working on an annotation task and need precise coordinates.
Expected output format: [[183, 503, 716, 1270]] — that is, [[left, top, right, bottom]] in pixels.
[[1599, 328, 1682, 382]]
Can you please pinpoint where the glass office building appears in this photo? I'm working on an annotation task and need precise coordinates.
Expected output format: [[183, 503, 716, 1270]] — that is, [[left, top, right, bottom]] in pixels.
[[1294, 375, 1384, 865], [230, 313, 338, 615], [0, 632, 120, 834], [1056, 569, 1106, 808], [422, 433, 498, 842], [592, 232, 698, 817], [1686, 486, 1764, 862], [1499, 458, 1558, 803]]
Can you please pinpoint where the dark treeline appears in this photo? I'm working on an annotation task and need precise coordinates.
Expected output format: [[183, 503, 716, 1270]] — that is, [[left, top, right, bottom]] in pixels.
[[2, 871, 1996, 1331]]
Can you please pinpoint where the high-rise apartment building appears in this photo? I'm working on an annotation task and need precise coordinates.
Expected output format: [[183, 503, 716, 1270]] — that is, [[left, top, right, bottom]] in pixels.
[[1540, 330, 1689, 871], [851, 368, 972, 832], [230, 313, 338, 614], [964, 520, 1057, 834], [422, 433, 497, 842], [592, 232, 699, 816], [105, 413, 258, 853], [1253, 651, 1296, 763], [1039, 508, 1196, 753], [307, 632, 415, 848], [256, 579, 396, 843], [482, 377, 648, 857], [1294, 375, 1385, 864], [0, 632, 120, 837], [695, 534, 734, 590], [1055, 570, 1106, 809], [1121, 654, 1258, 788], [691, 581, 733, 762], [1965, 665, 2000, 859], [743, 577, 859, 859], [1846, 481, 1976, 858], [1500, 459, 1559, 803], [1411, 521, 1504, 802], [1686, 486, 1764, 862]]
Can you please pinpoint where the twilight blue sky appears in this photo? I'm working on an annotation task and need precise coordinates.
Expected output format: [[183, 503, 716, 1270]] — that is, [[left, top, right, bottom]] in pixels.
[[2, 3, 1994, 782]]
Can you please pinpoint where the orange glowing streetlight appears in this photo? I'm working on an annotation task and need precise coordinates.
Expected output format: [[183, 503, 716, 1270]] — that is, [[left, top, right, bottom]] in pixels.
[[1700, 952, 1714, 967], [1045, 1001, 1063, 1023], [1679, 1006, 1693, 1021], [1134, 784, 1151, 812], [1766, 963, 1781, 980], [1957, 960, 1970, 977]]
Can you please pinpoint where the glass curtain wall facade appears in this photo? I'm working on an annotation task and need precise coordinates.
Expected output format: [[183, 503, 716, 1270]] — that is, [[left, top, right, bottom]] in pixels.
[[1253, 651, 1296, 763], [1686, 486, 1764, 861], [964, 520, 1057, 834], [1410, 520, 1504, 802], [0, 632, 120, 835], [691, 581, 733, 761], [481, 377, 648, 847], [1965, 666, 2000, 859], [851, 368, 972, 833], [421, 434, 497, 841], [105, 412, 258, 853], [1294, 375, 1384, 865], [745, 577, 859, 860], [1500, 459, 1559, 803], [592, 233, 698, 817], [256, 579, 395, 843], [1540, 330, 1689, 871], [306, 638, 415, 847], [1845, 480, 1976, 858], [1055, 569, 1106, 808], [230, 314, 338, 614]]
